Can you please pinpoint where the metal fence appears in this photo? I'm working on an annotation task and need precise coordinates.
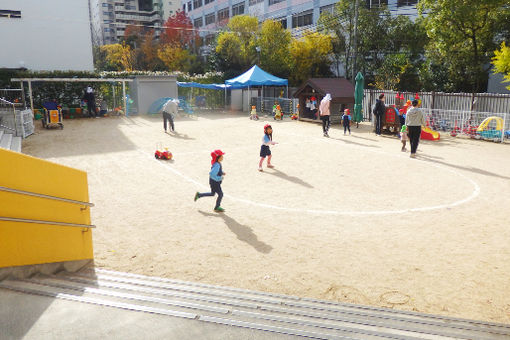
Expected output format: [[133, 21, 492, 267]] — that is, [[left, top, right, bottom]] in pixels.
[[421, 109, 509, 143], [250, 97, 299, 116], [0, 88, 24, 108], [362, 90, 510, 122], [0, 98, 34, 138]]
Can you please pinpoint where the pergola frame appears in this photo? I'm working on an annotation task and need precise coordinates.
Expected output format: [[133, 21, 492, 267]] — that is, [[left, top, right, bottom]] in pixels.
[[11, 78, 134, 115]]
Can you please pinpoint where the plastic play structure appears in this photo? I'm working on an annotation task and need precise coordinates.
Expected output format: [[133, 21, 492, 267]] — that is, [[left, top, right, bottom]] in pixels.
[[421, 126, 440, 140], [475, 116, 504, 141]]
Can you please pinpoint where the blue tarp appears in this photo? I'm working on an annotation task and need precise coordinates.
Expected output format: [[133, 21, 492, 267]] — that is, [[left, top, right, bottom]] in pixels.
[[177, 82, 232, 90], [225, 65, 288, 87]]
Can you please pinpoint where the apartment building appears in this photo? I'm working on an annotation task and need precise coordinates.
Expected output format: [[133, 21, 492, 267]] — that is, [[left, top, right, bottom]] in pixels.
[[90, 0, 173, 45], [0, 0, 93, 71], [183, 0, 419, 42]]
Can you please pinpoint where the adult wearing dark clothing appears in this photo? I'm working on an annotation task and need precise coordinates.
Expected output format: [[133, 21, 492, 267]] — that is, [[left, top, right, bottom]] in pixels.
[[373, 93, 385, 136], [83, 86, 96, 118], [405, 100, 425, 158]]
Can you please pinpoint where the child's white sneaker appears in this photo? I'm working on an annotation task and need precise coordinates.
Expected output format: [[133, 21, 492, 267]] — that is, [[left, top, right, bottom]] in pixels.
[[258, 167, 263, 172]]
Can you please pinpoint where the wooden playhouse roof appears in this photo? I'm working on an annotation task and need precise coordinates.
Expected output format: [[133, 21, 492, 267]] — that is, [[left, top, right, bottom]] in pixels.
[[293, 78, 355, 102]]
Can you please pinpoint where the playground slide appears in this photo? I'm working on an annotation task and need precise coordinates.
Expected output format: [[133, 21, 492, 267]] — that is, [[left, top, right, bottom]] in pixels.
[[421, 127, 440, 140]]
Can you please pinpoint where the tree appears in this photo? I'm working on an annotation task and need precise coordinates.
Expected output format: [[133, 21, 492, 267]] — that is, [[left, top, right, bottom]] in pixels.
[[158, 45, 194, 71], [289, 32, 333, 86], [100, 43, 134, 71], [418, 0, 509, 92], [138, 30, 165, 70], [160, 10, 197, 48], [216, 15, 259, 73], [492, 42, 510, 90], [257, 20, 291, 78], [317, 0, 355, 79]]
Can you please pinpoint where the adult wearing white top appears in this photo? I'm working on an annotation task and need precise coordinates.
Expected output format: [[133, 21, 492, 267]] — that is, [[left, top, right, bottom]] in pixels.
[[319, 93, 332, 137], [161, 98, 179, 132], [405, 99, 426, 158]]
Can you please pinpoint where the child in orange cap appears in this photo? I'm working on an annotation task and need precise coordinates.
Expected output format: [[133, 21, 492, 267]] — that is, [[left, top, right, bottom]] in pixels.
[[194, 149, 226, 212], [342, 108, 351, 135]]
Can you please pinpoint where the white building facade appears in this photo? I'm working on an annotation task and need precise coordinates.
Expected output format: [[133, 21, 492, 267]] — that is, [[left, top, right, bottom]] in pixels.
[[0, 0, 94, 71], [90, 0, 171, 46], [183, 0, 418, 42]]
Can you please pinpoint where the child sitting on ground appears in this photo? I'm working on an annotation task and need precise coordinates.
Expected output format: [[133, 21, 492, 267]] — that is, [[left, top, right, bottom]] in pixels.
[[400, 125, 408, 152]]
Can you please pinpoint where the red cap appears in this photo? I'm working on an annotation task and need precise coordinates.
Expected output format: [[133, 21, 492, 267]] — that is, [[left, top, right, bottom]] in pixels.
[[211, 149, 225, 164], [345, 109, 350, 115], [264, 124, 272, 130]]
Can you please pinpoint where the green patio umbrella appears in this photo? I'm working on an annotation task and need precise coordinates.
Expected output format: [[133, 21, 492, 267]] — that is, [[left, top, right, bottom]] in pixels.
[[353, 72, 364, 127]]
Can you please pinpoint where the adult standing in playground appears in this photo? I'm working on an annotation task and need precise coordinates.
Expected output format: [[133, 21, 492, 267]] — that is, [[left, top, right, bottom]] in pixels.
[[405, 99, 425, 158], [82, 86, 97, 118], [373, 93, 385, 136], [161, 98, 179, 133], [319, 93, 332, 137]]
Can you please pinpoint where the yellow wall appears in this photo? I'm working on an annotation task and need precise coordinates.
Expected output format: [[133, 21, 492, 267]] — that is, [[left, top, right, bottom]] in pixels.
[[0, 148, 93, 268]]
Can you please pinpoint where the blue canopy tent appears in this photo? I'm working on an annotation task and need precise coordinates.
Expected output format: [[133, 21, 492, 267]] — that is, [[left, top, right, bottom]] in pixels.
[[225, 65, 288, 111]]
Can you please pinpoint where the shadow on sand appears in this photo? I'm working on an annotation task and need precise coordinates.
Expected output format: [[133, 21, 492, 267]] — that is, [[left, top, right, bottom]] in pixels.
[[199, 211, 273, 254], [418, 154, 510, 180], [262, 168, 314, 188]]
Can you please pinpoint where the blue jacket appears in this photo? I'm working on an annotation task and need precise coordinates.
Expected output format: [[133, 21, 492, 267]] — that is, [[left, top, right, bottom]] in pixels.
[[209, 162, 223, 182]]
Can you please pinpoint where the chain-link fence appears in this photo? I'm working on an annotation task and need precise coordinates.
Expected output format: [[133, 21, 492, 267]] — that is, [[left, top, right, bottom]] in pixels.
[[363, 89, 510, 122], [422, 109, 509, 143], [250, 97, 299, 116]]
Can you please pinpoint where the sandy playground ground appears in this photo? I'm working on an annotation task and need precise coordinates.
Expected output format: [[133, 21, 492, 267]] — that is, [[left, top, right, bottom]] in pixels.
[[22, 111, 510, 323]]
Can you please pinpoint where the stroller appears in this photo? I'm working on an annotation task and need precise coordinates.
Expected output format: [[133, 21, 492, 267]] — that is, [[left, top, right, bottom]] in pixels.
[[42, 101, 64, 129]]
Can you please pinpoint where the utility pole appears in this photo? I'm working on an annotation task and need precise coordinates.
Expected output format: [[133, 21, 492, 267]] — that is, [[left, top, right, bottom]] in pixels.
[[351, 0, 360, 82]]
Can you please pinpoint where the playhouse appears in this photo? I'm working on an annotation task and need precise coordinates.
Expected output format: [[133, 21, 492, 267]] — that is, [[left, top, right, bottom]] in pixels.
[[293, 78, 354, 124]]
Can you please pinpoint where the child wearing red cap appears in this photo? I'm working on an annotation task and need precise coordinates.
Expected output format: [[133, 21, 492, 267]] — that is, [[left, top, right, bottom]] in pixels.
[[259, 124, 277, 171], [194, 149, 226, 212], [342, 109, 351, 135]]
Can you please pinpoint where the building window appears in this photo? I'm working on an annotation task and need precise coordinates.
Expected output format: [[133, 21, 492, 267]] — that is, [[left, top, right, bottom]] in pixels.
[[365, 0, 388, 8], [187, 2, 192, 11], [205, 13, 215, 25], [205, 34, 215, 45], [249, 0, 263, 5], [103, 11, 113, 16], [218, 7, 229, 21], [397, 0, 417, 6], [320, 4, 335, 14], [292, 10, 312, 28], [268, 0, 284, 5], [102, 3, 109, 7], [193, 0, 203, 9], [276, 17, 287, 29], [204, 0, 214, 5], [231, 2, 244, 16], [193, 17, 203, 27]]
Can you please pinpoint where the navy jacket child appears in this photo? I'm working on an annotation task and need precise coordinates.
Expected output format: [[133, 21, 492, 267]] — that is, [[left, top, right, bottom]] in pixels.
[[342, 109, 352, 135]]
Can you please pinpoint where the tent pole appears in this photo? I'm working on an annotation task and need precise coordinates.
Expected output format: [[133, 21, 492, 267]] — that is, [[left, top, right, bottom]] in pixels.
[[28, 80, 34, 113], [248, 85, 250, 112], [122, 81, 127, 117], [262, 85, 264, 114], [224, 87, 227, 110], [20, 81, 26, 109]]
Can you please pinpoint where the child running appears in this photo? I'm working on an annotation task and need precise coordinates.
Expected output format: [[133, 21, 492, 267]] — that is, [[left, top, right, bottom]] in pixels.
[[194, 149, 226, 212], [342, 109, 351, 135], [400, 125, 408, 152], [259, 124, 277, 171]]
